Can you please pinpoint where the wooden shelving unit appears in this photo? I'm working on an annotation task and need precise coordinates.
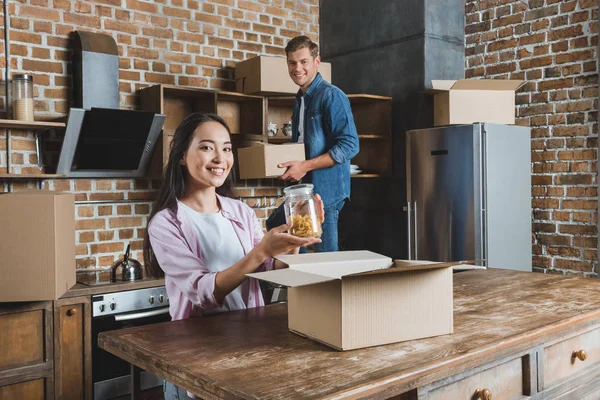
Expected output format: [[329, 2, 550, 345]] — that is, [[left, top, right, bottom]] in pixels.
[[139, 84, 267, 176], [139, 85, 392, 180], [0, 119, 67, 179], [265, 93, 393, 179], [0, 119, 66, 130], [0, 173, 66, 179], [348, 94, 392, 178], [350, 173, 383, 178], [267, 136, 292, 144]]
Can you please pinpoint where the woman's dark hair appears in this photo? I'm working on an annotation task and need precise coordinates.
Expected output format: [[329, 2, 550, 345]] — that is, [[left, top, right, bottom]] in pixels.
[[143, 112, 234, 278]]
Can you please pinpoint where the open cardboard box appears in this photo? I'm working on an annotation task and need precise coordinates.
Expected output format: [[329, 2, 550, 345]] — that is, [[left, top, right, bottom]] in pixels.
[[235, 55, 332, 95], [237, 142, 305, 180], [426, 79, 524, 126], [248, 251, 479, 350]]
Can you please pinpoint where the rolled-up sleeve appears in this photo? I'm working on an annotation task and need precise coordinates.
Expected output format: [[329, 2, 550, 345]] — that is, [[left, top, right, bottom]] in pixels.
[[323, 88, 360, 164], [148, 215, 222, 311]]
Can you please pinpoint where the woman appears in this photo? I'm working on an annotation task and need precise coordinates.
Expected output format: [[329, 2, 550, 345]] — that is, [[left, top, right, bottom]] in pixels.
[[143, 112, 321, 399]]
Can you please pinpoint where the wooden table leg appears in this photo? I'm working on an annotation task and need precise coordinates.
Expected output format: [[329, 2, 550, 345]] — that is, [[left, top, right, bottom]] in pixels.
[[131, 364, 141, 400]]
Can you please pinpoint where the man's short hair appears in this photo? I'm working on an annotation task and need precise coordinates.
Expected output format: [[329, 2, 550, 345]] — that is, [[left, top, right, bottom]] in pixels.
[[285, 36, 319, 59]]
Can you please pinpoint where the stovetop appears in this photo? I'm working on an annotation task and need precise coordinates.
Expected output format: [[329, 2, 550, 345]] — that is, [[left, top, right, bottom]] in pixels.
[[77, 278, 153, 287]]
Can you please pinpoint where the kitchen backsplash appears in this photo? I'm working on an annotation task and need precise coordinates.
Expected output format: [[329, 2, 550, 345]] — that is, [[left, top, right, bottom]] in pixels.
[[0, 0, 315, 281]]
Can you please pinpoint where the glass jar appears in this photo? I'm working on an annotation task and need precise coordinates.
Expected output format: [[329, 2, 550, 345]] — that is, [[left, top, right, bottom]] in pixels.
[[283, 183, 322, 238], [12, 74, 34, 121]]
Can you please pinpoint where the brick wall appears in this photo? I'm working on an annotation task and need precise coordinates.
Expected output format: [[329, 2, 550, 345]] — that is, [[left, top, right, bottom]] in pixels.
[[0, 0, 319, 283], [465, 0, 598, 277]]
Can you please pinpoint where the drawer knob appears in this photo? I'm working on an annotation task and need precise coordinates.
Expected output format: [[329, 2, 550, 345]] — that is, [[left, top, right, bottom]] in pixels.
[[475, 388, 492, 400], [573, 349, 587, 361], [66, 308, 77, 316]]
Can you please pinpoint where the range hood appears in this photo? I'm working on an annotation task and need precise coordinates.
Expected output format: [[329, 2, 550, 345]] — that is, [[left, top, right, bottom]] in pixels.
[[57, 31, 165, 178]]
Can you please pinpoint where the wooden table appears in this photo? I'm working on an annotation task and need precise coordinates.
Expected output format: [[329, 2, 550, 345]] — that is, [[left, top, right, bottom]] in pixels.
[[99, 269, 600, 399]]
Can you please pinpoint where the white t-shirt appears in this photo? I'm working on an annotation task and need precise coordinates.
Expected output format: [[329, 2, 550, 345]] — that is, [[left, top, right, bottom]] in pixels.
[[298, 95, 305, 143], [178, 201, 247, 314]]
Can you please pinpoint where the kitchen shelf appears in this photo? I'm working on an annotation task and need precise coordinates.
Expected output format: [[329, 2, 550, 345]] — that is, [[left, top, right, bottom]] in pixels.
[[139, 84, 267, 176], [357, 134, 390, 140], [0, 119, 66, 130], [267, 136, 292, 144], [351, 173, 384, 178], [0, 173, 66, 179]]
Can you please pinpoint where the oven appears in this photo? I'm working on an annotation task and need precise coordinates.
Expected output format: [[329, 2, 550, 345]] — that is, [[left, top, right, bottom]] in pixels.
[[92, 286, 170, 399]]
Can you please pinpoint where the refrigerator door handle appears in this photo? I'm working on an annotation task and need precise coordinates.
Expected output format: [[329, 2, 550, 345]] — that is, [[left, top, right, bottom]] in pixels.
[[481, 208, 486, 266], [414, 201, 418, 260], [407, 202, 412, 260]]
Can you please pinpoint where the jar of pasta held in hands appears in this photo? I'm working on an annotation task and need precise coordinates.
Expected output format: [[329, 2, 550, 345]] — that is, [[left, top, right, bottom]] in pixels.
[[283, 184, 322, 238]]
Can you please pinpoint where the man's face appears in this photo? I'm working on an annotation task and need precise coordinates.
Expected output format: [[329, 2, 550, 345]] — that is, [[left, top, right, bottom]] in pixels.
[[287, 47, 321, 92]]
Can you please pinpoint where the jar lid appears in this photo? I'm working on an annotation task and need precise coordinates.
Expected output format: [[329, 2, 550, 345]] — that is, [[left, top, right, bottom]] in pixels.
[[13, 74, 33, 81], [283, 183, 314, 196]]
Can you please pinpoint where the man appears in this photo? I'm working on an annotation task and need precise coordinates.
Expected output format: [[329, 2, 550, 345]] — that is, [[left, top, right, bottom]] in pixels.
[[266, 36, 359, 252]]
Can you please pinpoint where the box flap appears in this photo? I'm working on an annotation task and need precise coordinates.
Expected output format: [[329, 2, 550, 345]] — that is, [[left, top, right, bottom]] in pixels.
[[451, 79, 524, 91], [424, 80, 457, 94], [275, 250, 392, 278], [345, 259, 482, 277], [246, 269, 336, 287]]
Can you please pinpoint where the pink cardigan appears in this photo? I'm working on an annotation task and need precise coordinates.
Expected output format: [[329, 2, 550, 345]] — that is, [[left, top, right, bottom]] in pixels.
[[148, 194, 274, 321]]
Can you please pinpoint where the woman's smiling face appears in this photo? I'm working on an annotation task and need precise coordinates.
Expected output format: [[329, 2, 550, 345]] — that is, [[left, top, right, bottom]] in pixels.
[[181, 121, 234, 190]]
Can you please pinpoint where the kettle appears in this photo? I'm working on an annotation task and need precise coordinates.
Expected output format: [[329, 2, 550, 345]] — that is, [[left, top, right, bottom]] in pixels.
[[111, 244, 143, 282]]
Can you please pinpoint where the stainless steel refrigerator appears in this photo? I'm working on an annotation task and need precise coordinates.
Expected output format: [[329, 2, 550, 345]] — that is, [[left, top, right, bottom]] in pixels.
[[406, 123, 531, 271]]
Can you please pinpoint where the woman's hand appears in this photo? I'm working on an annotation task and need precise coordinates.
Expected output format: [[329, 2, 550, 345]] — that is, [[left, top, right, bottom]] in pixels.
[[255, 223, 321, 259]]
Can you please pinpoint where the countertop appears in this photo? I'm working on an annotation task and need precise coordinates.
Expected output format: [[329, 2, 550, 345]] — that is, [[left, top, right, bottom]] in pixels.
[[61, 278, 166, 298], [98, 269, 600, 399]]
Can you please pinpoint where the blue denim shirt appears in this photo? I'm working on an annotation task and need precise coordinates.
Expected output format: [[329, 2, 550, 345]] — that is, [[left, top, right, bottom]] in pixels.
[[291, 73, 359, 207]]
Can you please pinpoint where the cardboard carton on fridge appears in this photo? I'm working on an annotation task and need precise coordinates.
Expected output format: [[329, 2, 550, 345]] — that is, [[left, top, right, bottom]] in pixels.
[[248, 251, 471, 351], [237, 142, 305, 180], [235, 55, 332, 95], [427, 79, 524, 126], [0, 191, 76, 302]]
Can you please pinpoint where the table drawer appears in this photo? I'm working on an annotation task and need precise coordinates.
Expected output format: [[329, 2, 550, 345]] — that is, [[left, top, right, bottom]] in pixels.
[[544, 327, 600, 386], [426, 357, 526, 400]]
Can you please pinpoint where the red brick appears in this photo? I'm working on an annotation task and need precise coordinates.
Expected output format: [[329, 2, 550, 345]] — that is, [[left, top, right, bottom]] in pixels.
[[519, 56, 553, 70], [519, 33, 546, 45], [126, 0, 158, 13], [104, 19, 139, 34], [556, 49, 594, 64], [553, 126, 590, 137], [554, 259, 593, 272], [537, 234, 571, 246], [549, 25, 583, 41], [539, 78, 574, 91]]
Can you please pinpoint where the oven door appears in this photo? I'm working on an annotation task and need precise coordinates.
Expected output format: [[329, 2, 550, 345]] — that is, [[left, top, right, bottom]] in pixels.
[[92, 307, 170, 399]]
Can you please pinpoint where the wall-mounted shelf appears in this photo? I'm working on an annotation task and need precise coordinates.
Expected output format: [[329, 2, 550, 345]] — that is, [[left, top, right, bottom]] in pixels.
[[139, 84, 267, 177], [265, 94, 393, 178], [0, 119, 66, 130], [267, 136, 292, 144], [351, 173, 383, 179], [0, 119, 68, 179], [357, 134, 390, 140], [0, 173, 66, 179]]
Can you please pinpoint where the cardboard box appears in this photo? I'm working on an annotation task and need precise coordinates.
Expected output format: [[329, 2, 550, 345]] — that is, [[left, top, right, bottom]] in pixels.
[[237, 142, 305, 180], [427, 79, 524, 126], [235, 55, 332, 95], [248, 251, 464, 350], [0, 191, 76, 302]]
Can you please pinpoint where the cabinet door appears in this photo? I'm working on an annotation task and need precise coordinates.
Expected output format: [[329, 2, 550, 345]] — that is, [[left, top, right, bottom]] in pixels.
[[54, 297, 92, 400], [0, 301, 54, 399]]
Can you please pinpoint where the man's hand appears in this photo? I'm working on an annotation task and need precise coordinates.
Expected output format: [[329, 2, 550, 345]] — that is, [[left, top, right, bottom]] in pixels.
[[279, 160, 308, 181]]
